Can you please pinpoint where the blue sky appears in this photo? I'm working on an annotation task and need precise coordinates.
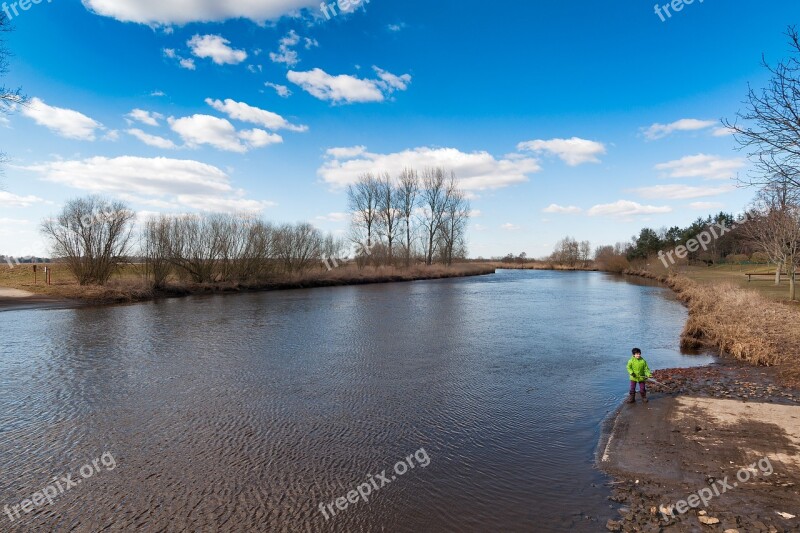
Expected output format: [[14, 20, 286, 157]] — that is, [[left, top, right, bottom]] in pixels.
[[1, 0, 798, 258]]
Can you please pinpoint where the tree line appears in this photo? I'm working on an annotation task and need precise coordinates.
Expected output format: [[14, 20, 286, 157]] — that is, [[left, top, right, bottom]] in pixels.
[[346, 167, 471, 267], [38, 167, 472, 287]]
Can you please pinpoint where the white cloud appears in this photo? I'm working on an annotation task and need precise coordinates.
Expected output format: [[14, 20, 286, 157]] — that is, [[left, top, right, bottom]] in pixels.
[[81, 0, 319, 25], [168, 114, 282, 153], [632, 184, 735, 200], [372, 66, 412, 92], [24, 156, 273, 213], [325, 145, 367, 158], [127, 128, 179, 150], [265, 82, 291, 97], [287, 67, 411, 104], [542, 204, 582, 214], [655, 154, 747, 180], [179, 58, 197, 70], [642, 118, 717, 140], [587, 200, 672, 218], [712, 126, 736, 137], [319, 146, 541, 190], [205, 98, 307, 132], [21, 97, 104, 141], [315, 212, 351, 223], [501, 223, 521, 231], [387, 23, 406, 32], [126, 109, 163, 126], [0, 191, 46, 208], [270, 30, 303, 67], [238, 128, 283, 148], [188, 34, 247, 65], [517, 137, 606, 166], [690, 201, 724, 210]]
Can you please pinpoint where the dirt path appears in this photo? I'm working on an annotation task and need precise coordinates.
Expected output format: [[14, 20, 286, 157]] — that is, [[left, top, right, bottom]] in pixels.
[[599, 363, 800, 532]]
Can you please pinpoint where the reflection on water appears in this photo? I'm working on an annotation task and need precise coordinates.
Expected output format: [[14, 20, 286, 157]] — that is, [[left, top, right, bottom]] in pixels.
[[0, 270, 714, 532]]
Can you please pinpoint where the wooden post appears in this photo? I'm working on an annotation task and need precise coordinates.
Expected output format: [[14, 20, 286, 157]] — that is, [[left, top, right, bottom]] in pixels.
[[33, 264, 37, 285]]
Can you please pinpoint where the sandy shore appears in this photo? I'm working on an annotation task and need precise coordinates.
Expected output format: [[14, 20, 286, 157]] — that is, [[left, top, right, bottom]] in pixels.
[[598, 363, 800, 532], [0, 286, 78, 312]]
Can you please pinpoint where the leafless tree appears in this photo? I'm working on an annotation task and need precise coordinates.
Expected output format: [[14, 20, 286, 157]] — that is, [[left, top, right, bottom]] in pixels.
[[41, 196, 136, 285], [166, 214, 224, 283], [348, 173, 379, 264], [142, 215, 172, 288], [273, 223, 322, 273], [398, 168, 419, 266], [375, 172, 401, 265], [419, 168, 451, 265], [579, 240, 592, 267], [440, 177, 470, 265], [552, 237, 580, 266], [723, 27, 800, 193], [0, 12, 26, 185]]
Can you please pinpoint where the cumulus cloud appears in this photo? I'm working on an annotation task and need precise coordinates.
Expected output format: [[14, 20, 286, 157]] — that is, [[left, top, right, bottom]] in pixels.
[[188, 34, 247, 65], [0, 191, 46, 208], [205, 98, 307, 132], [287, 67, 411, 104], [168, 114, 282, 152], [542, 204, 582, 214], [81, 0, 319, 25], [23, 156, 273, 213], [318, 146, 540, 190], [642, 118, 717, 140], [270, 30, 301, 67], [655, 154, 746, 180], [127, 128, 179, 149], [21, 98, 104, 141], [126, 109, 163, 126], [517, 137, 606, 166], [587, 200, 672, 218], [265, 82, 291, 97], [632, 184, 735, 200]]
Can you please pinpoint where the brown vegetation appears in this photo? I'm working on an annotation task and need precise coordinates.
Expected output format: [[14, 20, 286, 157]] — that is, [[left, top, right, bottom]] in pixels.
[[626, 269, 800, 386], [0, 263, 496, 305]]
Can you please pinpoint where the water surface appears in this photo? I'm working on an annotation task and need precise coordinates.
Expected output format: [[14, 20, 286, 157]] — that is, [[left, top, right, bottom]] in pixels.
[[0, 270, 714, 532]]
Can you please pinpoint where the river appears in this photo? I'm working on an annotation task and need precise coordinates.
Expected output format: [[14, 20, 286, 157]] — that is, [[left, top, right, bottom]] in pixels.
[[0, 270, 715, 532]]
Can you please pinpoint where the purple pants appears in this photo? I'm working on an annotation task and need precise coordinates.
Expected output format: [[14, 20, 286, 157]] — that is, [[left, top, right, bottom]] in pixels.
[[630, 381, 647, 394]]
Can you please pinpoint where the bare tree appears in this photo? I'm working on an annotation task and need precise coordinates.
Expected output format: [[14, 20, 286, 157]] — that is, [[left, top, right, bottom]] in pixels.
[[273, 223, 322, 274], [41, 196, 136, 285], [724, 27, 800, 193], [419, 168, 450, 265], [166, 214, 224, 283], [375, 172, 401, 265], [142, 215, 172, 288], [440, 177, 470, 265], [579, 240, 592, 267], [347, 173, 379, 265], [0, 12, 26, 185], [398, 168, 419, 266]]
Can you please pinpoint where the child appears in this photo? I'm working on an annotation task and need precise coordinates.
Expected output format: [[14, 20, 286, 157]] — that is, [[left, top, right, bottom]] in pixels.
[[626, 348, 652, 404]]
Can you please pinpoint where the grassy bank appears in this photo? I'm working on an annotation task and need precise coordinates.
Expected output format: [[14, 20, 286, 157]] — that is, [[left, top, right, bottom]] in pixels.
[[0, 263, 497, 305], [625, 269, 800, 386]]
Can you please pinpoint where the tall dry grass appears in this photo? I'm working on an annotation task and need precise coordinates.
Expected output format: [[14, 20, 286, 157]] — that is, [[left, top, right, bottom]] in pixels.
[[626, 269, 800, 385]]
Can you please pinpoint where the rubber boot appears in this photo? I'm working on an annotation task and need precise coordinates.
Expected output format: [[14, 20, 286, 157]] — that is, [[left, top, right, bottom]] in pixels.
[[641, 390, 648, 403], [626, 392, 636, 404]]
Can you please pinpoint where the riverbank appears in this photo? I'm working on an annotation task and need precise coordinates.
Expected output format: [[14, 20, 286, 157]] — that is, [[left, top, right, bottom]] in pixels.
[[598, 270, 800, 532], [599, 362, 800, 532], [0, 263, 497, 310]]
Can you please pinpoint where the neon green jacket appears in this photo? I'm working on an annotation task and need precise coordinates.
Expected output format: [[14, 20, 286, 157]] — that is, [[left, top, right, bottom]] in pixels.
[[627, 357, 652, 383]]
